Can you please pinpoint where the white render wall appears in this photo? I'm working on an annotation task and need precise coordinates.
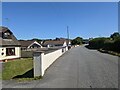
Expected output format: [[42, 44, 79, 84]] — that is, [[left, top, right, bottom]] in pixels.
[[63, 41, 67, 46], [41, 49, 63, 76], [0, 47, 21, 61], [0, 47, 6, 58], [15, 47, 21, 58], [34, 47, 68, 77]]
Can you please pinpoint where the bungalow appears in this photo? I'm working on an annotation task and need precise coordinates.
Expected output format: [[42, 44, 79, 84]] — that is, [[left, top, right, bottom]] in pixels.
[[43, 40, 67, 48], [42, 40, 71, 52], [0, 27, 21, 61], [19, 40, 42, 50], [55, 38, 71, 46]]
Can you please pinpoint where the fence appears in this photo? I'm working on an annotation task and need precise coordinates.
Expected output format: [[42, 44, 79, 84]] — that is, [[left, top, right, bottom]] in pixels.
[[21, 51, 33, 58], [33, 47, 67, 77]]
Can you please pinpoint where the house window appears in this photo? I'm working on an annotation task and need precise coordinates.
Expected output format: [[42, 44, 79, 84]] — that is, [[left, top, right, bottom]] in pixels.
[[1, 52, 4, 55], [3, 32, 11, 39], [6, 48, 15, 56]]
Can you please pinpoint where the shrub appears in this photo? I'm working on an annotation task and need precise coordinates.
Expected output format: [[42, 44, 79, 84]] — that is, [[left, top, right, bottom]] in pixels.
[[89, 37, 108, 49], [103, 40, 114, 51], [88, 32, 120, 53], [113, 38, 120, 53]]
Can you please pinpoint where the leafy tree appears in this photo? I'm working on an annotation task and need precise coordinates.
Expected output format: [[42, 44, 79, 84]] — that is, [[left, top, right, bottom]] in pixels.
[[110, 32, 120, 40], [55, 37, 60, 41], [71, 37, 83, 45]]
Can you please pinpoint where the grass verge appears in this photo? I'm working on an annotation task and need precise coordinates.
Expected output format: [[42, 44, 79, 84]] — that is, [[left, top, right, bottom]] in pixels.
[[2, 58, 33, 80], [16, 76, 42, 82], [0, 73, 1, 80]]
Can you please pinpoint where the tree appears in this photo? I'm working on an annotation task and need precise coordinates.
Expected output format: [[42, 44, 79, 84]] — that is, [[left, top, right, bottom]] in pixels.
[[110, 32, 120, 40], [113, 38, 120, 53], [71, 37, 83, 45], [55, 37, 60, 41]]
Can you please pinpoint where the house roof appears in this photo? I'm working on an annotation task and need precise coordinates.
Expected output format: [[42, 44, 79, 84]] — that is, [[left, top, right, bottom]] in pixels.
[[28, 41, 42, 48], [0, 26, 21, 47], [43, 40, 66, 46], [19, 40, 35, 47], [66, 40, 71, 45], [19, 40, 41, 47], [56, 38, 71, 45]]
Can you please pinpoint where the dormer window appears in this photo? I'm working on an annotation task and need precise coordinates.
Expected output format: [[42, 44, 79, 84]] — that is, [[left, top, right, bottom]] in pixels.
[[3, 32, 11, 39], [4, 32, 10, 37]]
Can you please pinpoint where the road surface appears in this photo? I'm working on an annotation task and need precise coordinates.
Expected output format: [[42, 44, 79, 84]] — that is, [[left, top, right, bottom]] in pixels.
[[2, 46, 118, 88]]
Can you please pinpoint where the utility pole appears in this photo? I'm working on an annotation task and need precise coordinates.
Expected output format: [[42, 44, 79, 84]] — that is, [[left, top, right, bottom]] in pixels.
[[67, 26, 69, 40], [67, 26, 70, 46]]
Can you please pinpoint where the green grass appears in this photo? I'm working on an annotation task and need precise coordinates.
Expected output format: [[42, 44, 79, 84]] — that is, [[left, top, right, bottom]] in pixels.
[[2, 58, 33, 80], [16, 76, 42, 82], [0, 73, 2, 80]]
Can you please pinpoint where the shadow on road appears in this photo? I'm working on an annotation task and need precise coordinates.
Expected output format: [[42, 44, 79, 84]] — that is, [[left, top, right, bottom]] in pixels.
[[85, 45, 98, 50], [12, 68, 34, 79]]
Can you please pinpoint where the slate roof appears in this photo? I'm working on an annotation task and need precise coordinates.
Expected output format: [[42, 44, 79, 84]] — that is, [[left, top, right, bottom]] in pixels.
[[0, 26, 21, 47], [55, 38, 71, 45], [43, 40, 65, 46], [19, 40, 36, 47]]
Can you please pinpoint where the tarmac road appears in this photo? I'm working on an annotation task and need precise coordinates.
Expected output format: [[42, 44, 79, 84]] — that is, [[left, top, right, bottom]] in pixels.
[[2, 46, 118, 88]]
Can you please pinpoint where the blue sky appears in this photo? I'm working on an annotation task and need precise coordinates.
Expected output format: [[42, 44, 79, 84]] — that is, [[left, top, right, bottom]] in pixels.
[[2, 2, 118, 40]]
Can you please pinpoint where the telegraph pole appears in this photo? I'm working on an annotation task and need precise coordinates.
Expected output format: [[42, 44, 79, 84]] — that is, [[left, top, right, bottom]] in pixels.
[[67, 26, 70, 46], [67, 26, 69, 40]]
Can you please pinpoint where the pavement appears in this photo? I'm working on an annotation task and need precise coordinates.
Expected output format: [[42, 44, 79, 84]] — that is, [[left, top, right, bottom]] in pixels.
[[2, 46, 118, 88]]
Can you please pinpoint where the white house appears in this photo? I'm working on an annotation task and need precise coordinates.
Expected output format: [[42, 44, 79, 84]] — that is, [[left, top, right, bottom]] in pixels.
[[43, 40, 67, 48], [19, 40, 42, 50], [0, 27, 21, 61], [43, 40, 69, 51]]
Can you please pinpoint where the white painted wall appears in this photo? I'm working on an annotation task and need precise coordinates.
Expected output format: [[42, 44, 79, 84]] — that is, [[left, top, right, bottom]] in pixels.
[[15, 47, 21, 58], [41, 49, 63, 76], [33, 52, 42, 77], [63, 41, 67, 46], [34, 48, 68, 77], [0, 47, 21, 61], [0, 47, 6, 58]]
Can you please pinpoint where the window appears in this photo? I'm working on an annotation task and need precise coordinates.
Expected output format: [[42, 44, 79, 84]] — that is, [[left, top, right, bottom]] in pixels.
[[1, 52, 4, 55], [4, 32, 10, 36], [6, 48, 15, 56], [3, 32, 11, 39]]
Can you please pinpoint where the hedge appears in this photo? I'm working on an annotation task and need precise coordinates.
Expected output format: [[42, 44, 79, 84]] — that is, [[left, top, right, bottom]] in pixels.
[[88, 38, 120, 53]]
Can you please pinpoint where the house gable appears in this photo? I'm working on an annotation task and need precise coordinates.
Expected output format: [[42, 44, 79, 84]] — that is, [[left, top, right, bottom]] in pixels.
[[0, 26, 21, 47], [0, 26, 21, 61], [28, 41, 42, 48], [63, 41, 67, 46], [19, 40, 42, 50]]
